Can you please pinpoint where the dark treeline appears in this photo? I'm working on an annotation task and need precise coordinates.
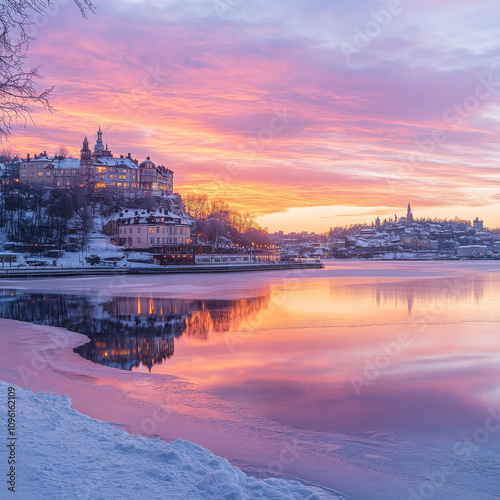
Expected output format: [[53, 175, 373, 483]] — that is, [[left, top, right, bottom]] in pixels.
[[184, 194, 271, 248], [0, 182, 179, 250]]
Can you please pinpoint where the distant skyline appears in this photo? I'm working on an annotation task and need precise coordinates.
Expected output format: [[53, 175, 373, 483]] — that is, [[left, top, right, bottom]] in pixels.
[[6, 0, 500, 232]]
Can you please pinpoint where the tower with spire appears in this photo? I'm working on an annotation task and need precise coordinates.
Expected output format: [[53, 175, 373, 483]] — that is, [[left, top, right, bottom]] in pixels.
[[81, 136, 91, 160], [94, 126, 104, 153], [407, 203, 414, 224], [93, 126, 112, 158], [80, 136, 92, 178]]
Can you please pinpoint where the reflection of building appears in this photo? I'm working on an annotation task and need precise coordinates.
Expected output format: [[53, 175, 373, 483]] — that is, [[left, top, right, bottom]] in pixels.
[[77, 337, 175, 371], [0, 290, 269, 372], [366, 274, 488, 312]]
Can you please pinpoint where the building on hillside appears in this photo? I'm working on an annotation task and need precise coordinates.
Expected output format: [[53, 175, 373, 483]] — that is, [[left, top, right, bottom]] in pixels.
[[18, 128, 174, 197], [473, 217, 484, 231], [19, 152, 53, 186], [104, 208, 194, 250], [406, 203, 414, 223], [457, 245, 488, 257], [402, 237, 439, 249]]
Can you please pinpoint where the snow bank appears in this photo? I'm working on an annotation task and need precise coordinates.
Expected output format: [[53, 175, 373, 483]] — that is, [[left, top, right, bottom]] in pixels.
[[2, 381, 337, 500]]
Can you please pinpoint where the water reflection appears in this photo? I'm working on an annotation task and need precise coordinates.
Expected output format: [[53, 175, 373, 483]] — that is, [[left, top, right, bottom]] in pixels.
[[0, 291, 269, 371], [1, 269, 500, 437]]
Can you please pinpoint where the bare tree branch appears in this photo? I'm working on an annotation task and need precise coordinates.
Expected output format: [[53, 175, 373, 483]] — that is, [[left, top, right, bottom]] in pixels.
[[0, 1, 96, 139]]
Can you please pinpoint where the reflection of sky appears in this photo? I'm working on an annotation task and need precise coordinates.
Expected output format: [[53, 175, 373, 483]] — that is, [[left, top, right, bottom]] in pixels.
[[143, 272, 500, 438]]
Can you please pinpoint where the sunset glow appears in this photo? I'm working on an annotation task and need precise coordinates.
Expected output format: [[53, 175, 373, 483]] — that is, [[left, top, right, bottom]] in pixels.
[[7, 0, 500, 231]]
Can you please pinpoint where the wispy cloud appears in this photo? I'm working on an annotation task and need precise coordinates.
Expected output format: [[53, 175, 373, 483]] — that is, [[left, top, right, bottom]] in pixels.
[[7, 0, 500, 230]]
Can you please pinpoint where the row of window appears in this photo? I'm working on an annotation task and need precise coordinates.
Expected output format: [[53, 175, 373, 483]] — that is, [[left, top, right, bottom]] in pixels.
[[96, 167, 130, 174], [151, 237, 186, 244], [197, 257, 250, 263], [22, 163, 47, 169], [148, 226, 189, 235], [22, 171, 51, 177], [120, 226, 190, 236], [123, 236, 186, 245]]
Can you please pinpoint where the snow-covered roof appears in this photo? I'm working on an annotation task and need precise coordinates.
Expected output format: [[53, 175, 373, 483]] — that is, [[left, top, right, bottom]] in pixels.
[[107, 208, 194, 226], [50, 158, 81, 171], [94, 157, 139, 169], [140, 158, 155, 167]]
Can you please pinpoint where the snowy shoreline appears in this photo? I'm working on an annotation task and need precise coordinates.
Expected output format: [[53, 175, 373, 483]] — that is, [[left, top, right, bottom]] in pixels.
[[0, 319, 347, 498], [0, 380, 337, 499]]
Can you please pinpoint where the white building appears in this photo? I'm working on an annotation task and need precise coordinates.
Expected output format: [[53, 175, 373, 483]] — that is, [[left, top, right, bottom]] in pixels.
[[457, 245, 488, 257]]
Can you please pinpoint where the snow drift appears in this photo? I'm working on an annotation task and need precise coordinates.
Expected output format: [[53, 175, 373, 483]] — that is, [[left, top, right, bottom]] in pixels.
[[1, 381, 338, 499]]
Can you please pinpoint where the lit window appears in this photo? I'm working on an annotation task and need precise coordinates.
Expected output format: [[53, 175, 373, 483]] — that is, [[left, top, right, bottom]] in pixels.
[[149, 227, 155, 234]]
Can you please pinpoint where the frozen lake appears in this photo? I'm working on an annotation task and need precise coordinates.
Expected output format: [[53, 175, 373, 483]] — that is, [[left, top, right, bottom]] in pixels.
[[1, 261, 500, 499]]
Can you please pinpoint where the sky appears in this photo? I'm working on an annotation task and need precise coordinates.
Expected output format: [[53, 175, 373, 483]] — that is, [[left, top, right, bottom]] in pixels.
[[5, 0, 500, 232]]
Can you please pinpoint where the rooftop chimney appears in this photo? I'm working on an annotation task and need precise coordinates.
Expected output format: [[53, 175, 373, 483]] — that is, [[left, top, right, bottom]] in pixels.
[[27, 153, 30, 161]]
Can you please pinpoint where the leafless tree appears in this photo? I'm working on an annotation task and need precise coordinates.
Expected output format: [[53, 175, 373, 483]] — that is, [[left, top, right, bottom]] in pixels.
[[0, 147, 16, 162], [0, 1, 96, 139], [57, 145, 69, 158]]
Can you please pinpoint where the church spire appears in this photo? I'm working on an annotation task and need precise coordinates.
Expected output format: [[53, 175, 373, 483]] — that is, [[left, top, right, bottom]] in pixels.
[[81, 135, 91, 162], [94, 126, 105, 153], [407, 203, 414, 223]]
